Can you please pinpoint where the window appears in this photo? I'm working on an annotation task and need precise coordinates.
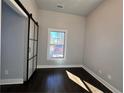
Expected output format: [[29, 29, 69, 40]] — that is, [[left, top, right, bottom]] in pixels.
[[47, 29, 67, 60]]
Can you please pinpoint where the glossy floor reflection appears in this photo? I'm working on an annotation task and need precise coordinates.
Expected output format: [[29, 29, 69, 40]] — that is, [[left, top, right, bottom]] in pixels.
[[46, 74, 64, 92], [66, 70, 103, 93], [1, 68, 112, 93]]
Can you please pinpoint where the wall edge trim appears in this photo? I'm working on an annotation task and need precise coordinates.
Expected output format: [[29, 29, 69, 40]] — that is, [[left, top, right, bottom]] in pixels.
[[0, 78, 23, 85], [37, 65, 83, 68]]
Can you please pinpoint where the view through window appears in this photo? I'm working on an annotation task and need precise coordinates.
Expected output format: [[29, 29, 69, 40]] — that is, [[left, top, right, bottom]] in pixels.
[[48, 29, 66, 60]]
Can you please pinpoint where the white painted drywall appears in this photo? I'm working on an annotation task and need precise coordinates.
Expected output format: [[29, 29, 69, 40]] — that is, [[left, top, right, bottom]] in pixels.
[[38, 10, 85, 66], [36, 0, 103, 16], [1, 2, 27, 80], [84, 0, 123, 92]]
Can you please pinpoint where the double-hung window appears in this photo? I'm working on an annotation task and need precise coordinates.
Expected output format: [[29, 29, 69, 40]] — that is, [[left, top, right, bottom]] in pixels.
[[47, 28, 67, 60]]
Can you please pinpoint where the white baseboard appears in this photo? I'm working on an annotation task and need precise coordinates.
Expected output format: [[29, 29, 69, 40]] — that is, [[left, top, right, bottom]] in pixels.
[[82, 65, 122, 93], [0, 65, 121, 93], [37, 65, 83, 68], [0, 79, 23, 85], [38, 65, 121, 92]]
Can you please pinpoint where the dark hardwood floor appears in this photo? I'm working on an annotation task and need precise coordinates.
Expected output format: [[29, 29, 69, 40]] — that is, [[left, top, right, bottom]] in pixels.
[[1, 68, 112, 93]]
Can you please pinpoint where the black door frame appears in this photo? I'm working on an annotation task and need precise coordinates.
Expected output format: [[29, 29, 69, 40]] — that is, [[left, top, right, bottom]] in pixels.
[[14, 0, 39, 81]]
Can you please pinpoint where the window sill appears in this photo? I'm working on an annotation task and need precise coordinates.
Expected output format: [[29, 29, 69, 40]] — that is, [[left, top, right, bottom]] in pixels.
[[47, 58, 65, 61]]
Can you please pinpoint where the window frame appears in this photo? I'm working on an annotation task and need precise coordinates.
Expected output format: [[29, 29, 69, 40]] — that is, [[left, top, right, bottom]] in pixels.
[[47, 28, 67, 61]]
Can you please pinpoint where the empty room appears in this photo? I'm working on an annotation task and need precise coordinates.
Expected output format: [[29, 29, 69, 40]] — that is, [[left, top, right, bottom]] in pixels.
[[0, 0, 123, 93]]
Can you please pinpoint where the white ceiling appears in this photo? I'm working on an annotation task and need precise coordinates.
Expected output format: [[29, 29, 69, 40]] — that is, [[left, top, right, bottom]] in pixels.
[[36, 0, 103, 16]]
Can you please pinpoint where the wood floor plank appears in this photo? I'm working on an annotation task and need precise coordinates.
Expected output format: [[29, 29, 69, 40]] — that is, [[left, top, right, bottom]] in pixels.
[[0, 68, 112, 93]]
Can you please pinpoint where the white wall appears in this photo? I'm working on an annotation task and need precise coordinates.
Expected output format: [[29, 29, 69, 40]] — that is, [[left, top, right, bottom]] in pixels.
[[1, 2, 27, 80], [84, 0, 123, 92], [1, 0, 38, 81], [38, 10, 85, 66], [20, 0, 38, 21]]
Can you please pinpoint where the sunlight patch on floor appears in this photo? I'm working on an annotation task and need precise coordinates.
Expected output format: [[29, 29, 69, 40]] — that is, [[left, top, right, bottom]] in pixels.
[[84, 81, 103, 93], [66, 70, 89, 92], [66, 70, 104, 93]]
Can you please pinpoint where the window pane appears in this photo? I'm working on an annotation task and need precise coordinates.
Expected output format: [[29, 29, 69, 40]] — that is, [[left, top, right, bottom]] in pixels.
[[58, 38, 64, 45], [29, 20, 34, 39], [29, 40, 34, 59], [49, 31, 65, 59], [50, 45, 64, 58], [58, 32, 65, 39], [50, 32, 65, 44], [50, 38, 58, 44], [49, 45, 55, 57], [50, 32, 58, 44]]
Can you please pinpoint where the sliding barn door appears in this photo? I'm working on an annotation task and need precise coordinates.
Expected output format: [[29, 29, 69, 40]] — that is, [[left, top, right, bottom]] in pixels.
[[27, 17, 38, 79]]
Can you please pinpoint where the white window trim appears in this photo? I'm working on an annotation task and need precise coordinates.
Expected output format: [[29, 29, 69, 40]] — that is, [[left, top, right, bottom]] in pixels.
[[47, 28, 67, 61]]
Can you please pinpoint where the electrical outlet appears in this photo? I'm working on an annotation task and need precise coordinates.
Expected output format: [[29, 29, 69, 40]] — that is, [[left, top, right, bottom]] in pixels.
[[5, 70, 8, 75], [107, 75, 111, 80]]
